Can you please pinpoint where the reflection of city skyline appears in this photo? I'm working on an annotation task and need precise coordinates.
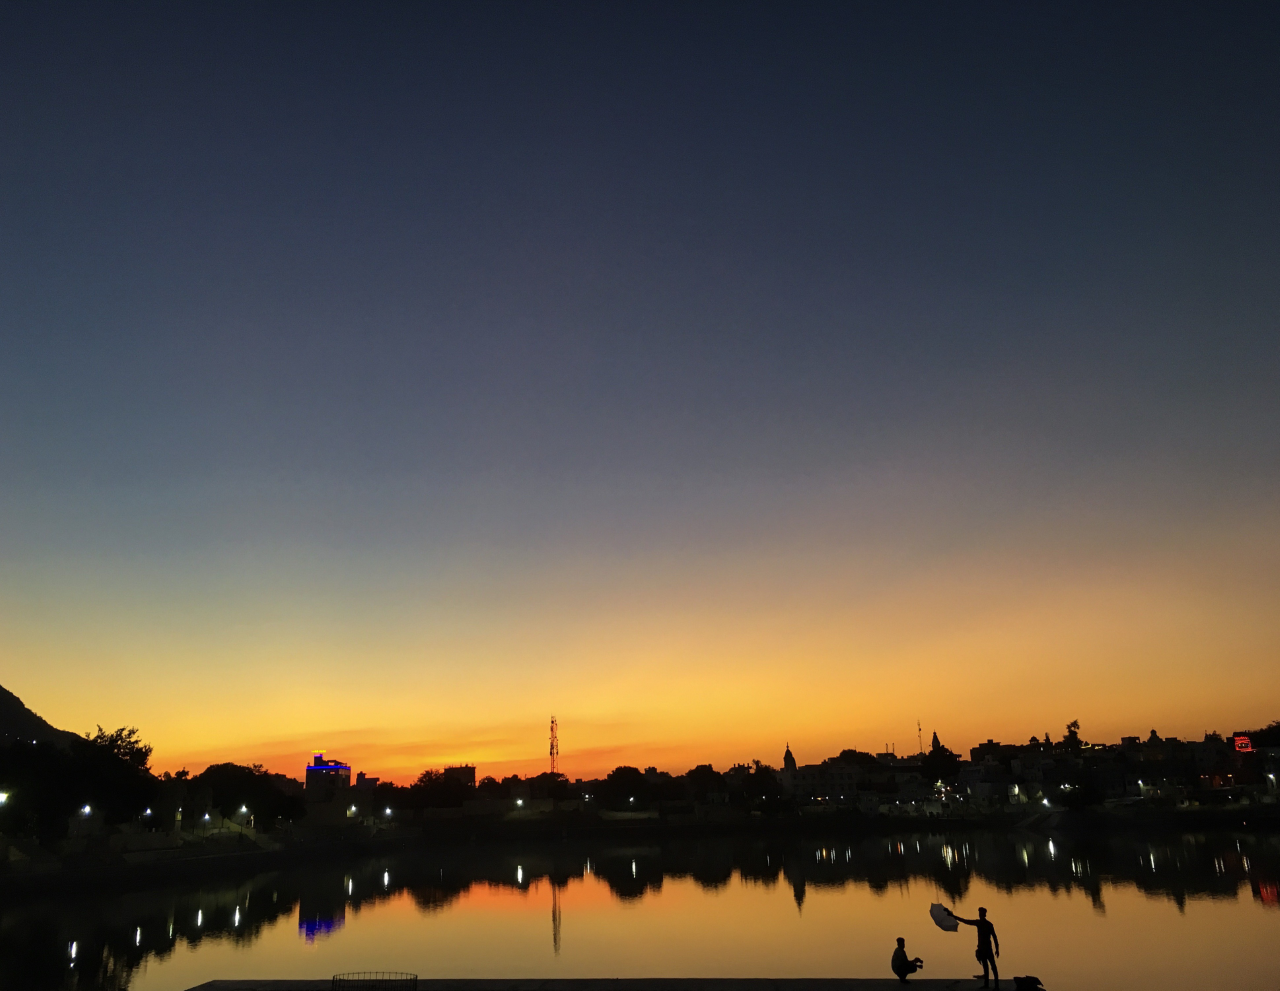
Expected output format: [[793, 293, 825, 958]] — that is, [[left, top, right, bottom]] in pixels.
[[299, 889, 346, 943], [5, 830, 1278, 989]]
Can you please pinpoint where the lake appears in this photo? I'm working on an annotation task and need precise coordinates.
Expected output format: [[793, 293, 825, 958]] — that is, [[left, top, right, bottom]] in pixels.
[[7, 830, 1278, 990]]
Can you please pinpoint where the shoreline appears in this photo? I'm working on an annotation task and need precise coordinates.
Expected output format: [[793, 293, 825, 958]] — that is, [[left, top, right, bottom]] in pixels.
[[1, 805, 1276, 897], [184, 980, 1012, 991]]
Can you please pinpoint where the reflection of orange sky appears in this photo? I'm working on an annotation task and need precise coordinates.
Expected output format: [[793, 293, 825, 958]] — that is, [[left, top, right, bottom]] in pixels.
[[5, 489, 1279, 785], [134, 868, 1280, 989]]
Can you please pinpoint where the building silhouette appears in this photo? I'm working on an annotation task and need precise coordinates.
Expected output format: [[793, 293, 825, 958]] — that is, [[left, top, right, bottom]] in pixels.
[[305, 752, 351, 803]]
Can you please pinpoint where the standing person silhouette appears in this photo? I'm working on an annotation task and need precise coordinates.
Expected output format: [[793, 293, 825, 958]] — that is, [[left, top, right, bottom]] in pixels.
[[955, 906, 999, 988]]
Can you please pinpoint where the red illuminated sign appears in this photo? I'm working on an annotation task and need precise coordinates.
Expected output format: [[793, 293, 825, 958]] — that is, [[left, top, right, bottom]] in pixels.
[[1234, 734, 1253, 752]]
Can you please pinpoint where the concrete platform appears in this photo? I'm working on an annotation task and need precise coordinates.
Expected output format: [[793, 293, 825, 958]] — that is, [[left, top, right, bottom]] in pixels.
[[186, 980, 998, 991]]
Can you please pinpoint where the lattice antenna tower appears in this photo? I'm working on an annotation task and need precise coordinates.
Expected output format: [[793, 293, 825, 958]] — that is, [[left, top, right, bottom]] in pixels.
[[550, 716, 559, 776]]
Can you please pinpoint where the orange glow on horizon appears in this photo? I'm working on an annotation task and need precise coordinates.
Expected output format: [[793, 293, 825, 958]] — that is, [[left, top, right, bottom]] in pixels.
[[6, 481, 1279, 787]]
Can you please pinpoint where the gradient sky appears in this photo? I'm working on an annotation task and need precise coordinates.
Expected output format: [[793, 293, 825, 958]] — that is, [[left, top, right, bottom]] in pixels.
[[2, 3, 1278, 784]]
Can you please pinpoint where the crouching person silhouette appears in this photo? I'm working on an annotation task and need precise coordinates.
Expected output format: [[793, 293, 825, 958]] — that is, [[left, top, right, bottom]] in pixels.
[[890, 937, 924, 983]]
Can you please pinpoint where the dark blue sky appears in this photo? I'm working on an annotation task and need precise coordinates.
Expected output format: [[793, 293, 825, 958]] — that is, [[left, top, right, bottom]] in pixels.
[[4, 2, 1277, 490], [2, 3, 1278, 772]]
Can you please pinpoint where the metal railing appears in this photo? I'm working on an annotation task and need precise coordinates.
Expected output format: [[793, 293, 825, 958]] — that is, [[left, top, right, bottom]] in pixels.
[[332, 973, 418, 991]]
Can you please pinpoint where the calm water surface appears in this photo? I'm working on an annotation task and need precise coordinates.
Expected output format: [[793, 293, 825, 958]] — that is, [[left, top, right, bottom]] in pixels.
[[7, 831, 1278, 990]]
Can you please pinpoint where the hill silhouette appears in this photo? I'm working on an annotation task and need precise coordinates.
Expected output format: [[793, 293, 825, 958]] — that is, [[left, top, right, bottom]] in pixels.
[[0, 683, 79, 748]]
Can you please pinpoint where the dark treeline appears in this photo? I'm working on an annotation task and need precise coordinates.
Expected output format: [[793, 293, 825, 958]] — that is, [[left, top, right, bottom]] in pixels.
[[0, 734, 312, 842], [348, 762, 784, 817], [0, 732, 156, 843], [0, 738, 780, 843], [0, 734, 782, 842], [5, 718, 1280, 846]]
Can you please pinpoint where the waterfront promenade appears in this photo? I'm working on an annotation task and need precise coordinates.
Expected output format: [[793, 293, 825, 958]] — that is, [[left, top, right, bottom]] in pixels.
[[186, 979, 1001, 990]]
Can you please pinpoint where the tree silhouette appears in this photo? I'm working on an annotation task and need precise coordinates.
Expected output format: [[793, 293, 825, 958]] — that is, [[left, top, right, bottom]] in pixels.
[[191, 763, 304, 826], [684, 764, 725, 801], [85, 725, 152, 770], [407, 769, 469, 808]]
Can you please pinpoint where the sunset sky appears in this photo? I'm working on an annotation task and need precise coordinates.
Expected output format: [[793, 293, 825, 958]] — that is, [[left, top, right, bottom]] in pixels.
[[2, 3, 1278, 784]]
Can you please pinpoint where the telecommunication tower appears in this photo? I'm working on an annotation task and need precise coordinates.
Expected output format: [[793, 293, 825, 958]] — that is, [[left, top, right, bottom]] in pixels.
[[550, 716, 559, 776]]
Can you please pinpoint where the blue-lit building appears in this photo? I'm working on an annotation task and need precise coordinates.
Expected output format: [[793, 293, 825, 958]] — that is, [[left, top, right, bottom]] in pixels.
[[305, 752, 351, 802]]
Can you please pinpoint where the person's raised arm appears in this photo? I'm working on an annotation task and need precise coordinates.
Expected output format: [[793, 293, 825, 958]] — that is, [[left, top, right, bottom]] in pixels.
[[954, 916, 977, 925]]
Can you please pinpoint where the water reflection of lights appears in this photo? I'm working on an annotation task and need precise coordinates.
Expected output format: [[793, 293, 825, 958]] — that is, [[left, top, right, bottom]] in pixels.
[[15, 832, 1280, 987]]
